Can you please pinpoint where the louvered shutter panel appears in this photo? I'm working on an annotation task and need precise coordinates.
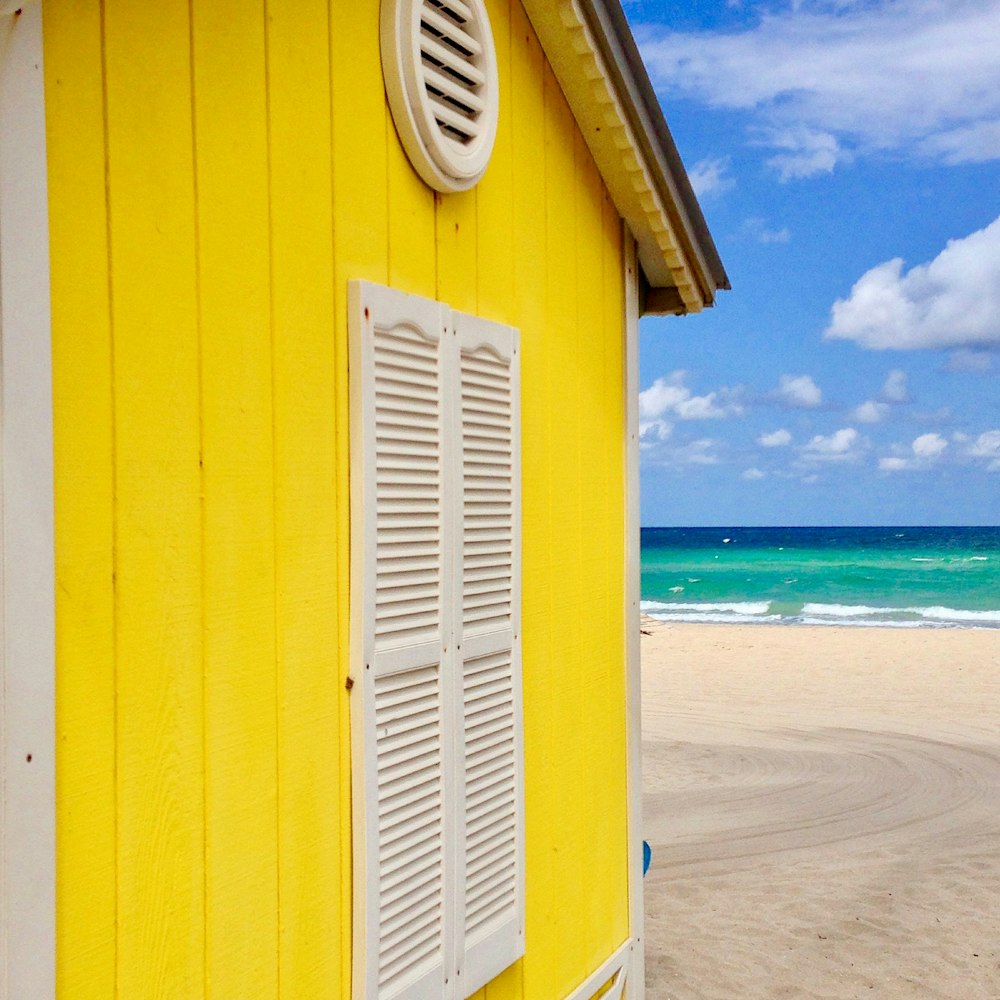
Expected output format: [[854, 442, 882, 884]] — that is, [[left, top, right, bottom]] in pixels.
[[350, 282, 457, 1000], [452, 314, 524, 994], [351, 284, 523, 1000]]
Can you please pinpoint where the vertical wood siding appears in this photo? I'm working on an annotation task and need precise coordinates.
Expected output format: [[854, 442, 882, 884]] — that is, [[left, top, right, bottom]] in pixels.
[[45, 0, 627, 996]]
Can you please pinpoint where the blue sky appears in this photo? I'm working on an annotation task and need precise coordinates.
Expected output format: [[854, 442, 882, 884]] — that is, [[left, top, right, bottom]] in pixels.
[[624, 0, 1000, 526]]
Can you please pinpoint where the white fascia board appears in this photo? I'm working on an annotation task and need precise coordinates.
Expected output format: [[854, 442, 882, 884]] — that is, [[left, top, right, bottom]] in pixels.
[[0, 3, 57, 998], [520, 0, 727, 314]]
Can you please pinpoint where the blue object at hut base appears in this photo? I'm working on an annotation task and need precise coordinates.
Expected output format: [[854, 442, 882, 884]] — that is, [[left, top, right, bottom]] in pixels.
[[642, 840, 651, 876]]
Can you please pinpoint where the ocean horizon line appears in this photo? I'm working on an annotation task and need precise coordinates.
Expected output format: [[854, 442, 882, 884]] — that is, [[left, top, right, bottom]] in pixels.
[[642, 523, 1000, 530]]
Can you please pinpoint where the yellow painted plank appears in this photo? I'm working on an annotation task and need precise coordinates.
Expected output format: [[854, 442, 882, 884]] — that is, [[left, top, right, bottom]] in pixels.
[[331, 1, 388, 286], [601, 189, 630, 946], [476, 0, 514, 325], [486, 960, 524, 1000], [572, 130, 625, 970], [509, 5, 552, 998], [329, 6, 390, 992], [265, 0, 344, 995], [102, 0, 205, 994], [544, 63, 584, 996], [190, 2, 278, 995], [44, 2, 117, 995], [386, 112, 437, 297], [435, 185, 478, 313]]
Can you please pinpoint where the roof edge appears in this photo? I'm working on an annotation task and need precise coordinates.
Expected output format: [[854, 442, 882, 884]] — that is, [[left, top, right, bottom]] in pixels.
[[520, 0, 730, 314]]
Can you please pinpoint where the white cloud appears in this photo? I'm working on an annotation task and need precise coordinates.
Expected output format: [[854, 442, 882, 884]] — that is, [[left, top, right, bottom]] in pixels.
[[758, 428, 792, 447], [919, 119, 1000, 165], [880, 369, 910, 403], [678, 439, 722, 465], [967, 430, 1000, 471], [824, 216, 1000, 350], [639, 419, 673, 449], [742, 467, 766, 480], [879, 431, 949, 471], [687, 157, 735, 198], [944, 349, 994, 373], [644, 436, 723, 468], [636, 0, 1000, 173], [764, 126, 844, 180], [801, 426, 864, 462], [744, 217, 792, 244], [639, 371, 744, 422], [912, 432, 948, 458], [774, 374, 822, 408], [759, 227, 791, 245], [853, 400, 889, 424]]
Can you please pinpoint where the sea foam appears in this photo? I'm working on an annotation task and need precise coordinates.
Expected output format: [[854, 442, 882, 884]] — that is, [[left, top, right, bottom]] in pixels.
[[641, 600, 771, 616]]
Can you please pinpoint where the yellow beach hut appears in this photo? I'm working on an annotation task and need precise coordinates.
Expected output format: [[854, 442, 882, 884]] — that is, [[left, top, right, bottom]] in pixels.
[[0, 1, 727, 998]]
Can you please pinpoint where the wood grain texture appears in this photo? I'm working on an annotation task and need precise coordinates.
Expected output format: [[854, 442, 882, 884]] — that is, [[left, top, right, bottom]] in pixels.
[[102, 0, 205, 995], [387, 110, 437, 298], [44, 0, 117, 994], [191, 1, 279, 994], [476, 0, 515, 328], [266, 0, 343, 994]]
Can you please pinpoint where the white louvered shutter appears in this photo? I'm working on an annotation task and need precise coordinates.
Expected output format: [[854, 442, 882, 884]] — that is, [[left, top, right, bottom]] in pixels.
[[351, 283, 523, 1000], [350, 281, 456, 1000], [452, 314, 524, 995]]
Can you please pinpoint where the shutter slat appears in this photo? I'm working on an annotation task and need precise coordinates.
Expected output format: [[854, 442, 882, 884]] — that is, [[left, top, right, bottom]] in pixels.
[[428, 0, 474, 22], [466, 886, 516, 938], [418, 34, 485, 87], [466, 797, 514, 837], [420, 5, 482, 55], [426, 96, 482, 141], [466, 838, 515, 883], [421, 63, 486, 115]]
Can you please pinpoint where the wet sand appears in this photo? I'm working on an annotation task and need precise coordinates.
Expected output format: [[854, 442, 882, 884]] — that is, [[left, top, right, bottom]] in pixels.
[[641, 620, 1000, 999]]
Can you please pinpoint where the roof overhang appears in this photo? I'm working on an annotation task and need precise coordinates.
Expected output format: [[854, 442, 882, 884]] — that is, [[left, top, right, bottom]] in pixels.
[[520, 0, 730, 316]]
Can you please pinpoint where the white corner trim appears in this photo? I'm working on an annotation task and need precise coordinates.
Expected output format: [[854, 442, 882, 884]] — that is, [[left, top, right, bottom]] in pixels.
[[563, 938, 633, 1000], [623, 230, 645, 1000], [0, 4, 56, 999], [521, 0, 704, 313]]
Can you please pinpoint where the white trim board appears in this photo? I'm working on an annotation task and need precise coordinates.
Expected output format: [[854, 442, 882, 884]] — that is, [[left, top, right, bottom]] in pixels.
[[0, 3, 57, 998], [622, 230, 645, 1000], [563, 939, 633, 1000]]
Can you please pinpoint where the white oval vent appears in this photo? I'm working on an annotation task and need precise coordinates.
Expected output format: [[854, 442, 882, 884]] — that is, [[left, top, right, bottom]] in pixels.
[[382, 0, 500, 193]]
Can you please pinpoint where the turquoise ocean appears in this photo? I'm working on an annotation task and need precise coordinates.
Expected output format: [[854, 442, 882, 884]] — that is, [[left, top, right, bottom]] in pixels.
[[641, 526, 1000, 629]]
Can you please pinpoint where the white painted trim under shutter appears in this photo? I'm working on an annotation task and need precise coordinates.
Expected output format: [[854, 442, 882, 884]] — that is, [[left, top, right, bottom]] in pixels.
[[0, 3, 57, 998], [350, 281, 455, 1000], [453, 313, 523, 996], [350, 283, 524, 1000]]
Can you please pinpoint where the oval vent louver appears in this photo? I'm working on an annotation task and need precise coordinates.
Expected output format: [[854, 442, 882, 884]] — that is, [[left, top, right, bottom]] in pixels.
[[382, 0, 500, 193]]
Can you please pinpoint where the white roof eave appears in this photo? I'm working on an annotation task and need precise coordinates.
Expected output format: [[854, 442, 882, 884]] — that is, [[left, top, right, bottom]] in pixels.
[[520, 0, 729, 315]]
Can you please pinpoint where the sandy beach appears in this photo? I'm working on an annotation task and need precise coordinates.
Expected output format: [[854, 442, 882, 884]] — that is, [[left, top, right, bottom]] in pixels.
[[641, 620, 1000, 1000]]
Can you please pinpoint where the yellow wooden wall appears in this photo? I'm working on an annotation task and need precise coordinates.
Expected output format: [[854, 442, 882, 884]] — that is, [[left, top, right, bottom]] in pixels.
[[44, 0, 628, 997]]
